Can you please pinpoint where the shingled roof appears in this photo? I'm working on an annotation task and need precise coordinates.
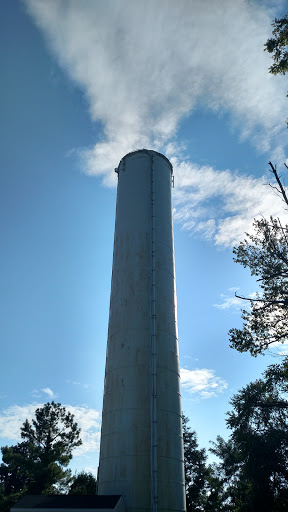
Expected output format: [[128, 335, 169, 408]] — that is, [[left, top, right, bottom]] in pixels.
[[11, 495, 126, 512]]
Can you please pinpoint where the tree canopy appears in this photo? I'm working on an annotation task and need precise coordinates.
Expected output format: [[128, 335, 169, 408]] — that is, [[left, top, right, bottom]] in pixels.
[[211, 358, 288, 512], [20, 401, 82, 473], [183, 415, 227, 512], [68, 471, 97, 495], [229, 163, 288, 356], [183, 415, 209, 511], [0, 402, 82, 511], [265, 13, 288, 76]]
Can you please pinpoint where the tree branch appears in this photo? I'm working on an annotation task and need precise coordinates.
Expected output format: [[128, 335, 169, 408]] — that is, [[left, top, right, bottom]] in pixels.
[[256, 273, 288, 282], [268, 161, 288, 207], [256, 400, 288, 409], [235, 292, 288, 305]]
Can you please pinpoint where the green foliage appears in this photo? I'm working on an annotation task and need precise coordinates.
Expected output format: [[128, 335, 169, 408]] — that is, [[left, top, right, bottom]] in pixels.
[[265, 13, 288, 76], [183, 415, 227, 511], [211, 359, 288, 511], [0, 402, 82, 509], [233, 20, 288, 356], [20, 401, 82, 472], [183, 415, 209, 511], [229, 216, 288, 355], [0, 489, 24, 512], [68, 471, 97, 495], [210, 437, 243, 511]]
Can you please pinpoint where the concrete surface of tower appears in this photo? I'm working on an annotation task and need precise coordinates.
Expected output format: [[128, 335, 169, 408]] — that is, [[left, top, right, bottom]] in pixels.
[[97, 150, 186, 512]]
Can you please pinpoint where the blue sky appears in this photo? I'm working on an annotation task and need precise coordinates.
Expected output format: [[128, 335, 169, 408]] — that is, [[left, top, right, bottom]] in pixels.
[[1, 0, 288, 476]]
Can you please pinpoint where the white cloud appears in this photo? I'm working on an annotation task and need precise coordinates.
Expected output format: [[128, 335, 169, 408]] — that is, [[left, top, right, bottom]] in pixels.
[[24, 0, 287, 179], [82, 465, 98, 477], [173, 159, 288, 246], [264, 338, 288, 356], [214, 295, 244, 310], [41, 387, 56, 399], [214, 291, 258, 310], [24, 0, 288, 245], [271, 345, 288, 356], [0, 403, 101, 457], [66, 379, 89, 389], [0, 404, 42, 441], [65, 405, 101, 456], [180, 368, 228, 398]]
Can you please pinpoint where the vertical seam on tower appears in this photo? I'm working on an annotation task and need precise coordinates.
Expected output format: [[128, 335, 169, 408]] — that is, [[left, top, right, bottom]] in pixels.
[[150, 152, 158, 512]]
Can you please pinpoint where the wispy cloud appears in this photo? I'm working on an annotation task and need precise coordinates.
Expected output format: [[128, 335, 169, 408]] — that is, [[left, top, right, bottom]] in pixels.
[[24, 0, 288, 243], [264, 338, 288, 356], [0, 403, 101, 457], [214, 290, 257, 310], [65, 406, 101, 456], [173, 159, 288, 246], [180, 368, 228, 399], [82, 465, 98, 477], [273, 345, 288, 356], [214, 295, 244, 310], [66, 379, 89, 390], [41, 387, 56, 399], [25, 1, 287, 173], [0, 404, 41, 441]]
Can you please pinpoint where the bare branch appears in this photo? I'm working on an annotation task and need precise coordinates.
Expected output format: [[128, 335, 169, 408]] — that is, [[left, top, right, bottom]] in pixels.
[[235, 292, 288, 305], [268, 161, 288, 207], [268, 183, 283, 195]]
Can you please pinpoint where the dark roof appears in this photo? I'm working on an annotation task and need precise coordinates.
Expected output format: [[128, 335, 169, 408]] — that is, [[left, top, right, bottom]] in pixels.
[[11, 495, 122, 509]]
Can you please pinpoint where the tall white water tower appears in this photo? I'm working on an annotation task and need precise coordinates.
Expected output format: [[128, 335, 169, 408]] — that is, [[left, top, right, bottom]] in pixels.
[[97, 150, 186, 512]]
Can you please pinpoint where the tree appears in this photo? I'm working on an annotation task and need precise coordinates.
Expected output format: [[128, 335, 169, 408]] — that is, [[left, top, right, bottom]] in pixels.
[[231, 16, 288, 356], [0, 443, 33, 512], [229, 162, 288, 356], [68, 471, 97, 495], [265, 13, 288, 76], [265, 12, 288, 128], [0, 402, 82, 510], [211, 358, 288, 512], [183, 415, 226, 511], [210, 437, 243, 512], [183, 415, 209, 511]]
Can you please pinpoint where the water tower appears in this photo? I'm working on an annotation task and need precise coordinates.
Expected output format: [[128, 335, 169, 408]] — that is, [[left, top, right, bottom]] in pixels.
[[97, 150, 186, 512]]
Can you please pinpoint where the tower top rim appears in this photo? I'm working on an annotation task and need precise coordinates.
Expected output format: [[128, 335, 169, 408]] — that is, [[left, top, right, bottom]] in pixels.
[[116, 149, 173, 174]]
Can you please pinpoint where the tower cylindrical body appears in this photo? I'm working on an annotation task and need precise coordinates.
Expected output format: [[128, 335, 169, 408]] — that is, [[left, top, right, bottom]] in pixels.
[[98, 150, 185, 512]]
